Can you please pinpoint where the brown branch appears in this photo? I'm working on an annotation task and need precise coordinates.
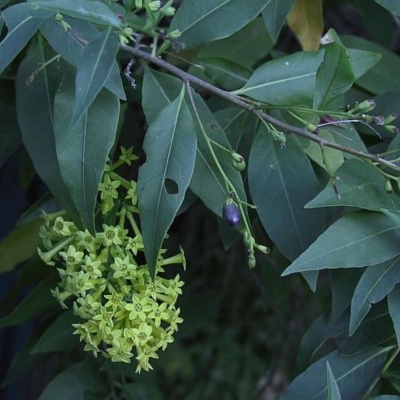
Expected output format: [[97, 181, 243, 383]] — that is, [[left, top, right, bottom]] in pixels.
[[120, 45, 400, 174]]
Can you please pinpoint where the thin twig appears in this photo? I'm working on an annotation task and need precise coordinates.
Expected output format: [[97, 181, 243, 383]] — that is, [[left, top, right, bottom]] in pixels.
[[120, 45, 400, 174]]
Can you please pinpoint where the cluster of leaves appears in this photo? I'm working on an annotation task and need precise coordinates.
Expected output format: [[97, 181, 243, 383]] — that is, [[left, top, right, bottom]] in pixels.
[[2, 0, 400, 399]]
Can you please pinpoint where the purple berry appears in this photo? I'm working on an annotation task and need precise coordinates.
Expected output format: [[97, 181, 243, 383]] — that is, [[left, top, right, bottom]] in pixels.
[[222, 201, 241, 227]]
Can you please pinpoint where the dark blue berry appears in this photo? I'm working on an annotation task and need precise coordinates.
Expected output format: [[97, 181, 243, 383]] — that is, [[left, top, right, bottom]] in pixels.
[[222, 202, 241, 227]]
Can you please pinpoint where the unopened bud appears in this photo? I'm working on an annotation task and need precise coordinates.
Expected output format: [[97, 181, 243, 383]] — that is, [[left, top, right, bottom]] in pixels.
[[248, 253, 256, 268], [255, 244, 270, 254], [352, 99, 376, 114], [167, 29, 181, 39], [384, 125, 399, 134], [385, 113, 397, 125], [386, 179, 393, 193]]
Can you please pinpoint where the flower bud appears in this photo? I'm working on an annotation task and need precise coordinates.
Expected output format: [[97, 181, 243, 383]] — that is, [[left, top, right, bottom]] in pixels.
[[232, 159, 246, 171], [167, 29, 181, 39], [385, 179, 393, 193], [255, 244, 270, 254], [384, 125, 399, 134], [385, 113, 397, 125], [352, 100, 376, 114], [372, 116, 385, 126], [248, 253, 256, 268], [222, 199, 241, 227]]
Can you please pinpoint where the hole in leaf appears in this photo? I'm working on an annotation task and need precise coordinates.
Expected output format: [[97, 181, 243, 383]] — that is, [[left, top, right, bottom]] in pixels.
[[164, 178, 178, 194]]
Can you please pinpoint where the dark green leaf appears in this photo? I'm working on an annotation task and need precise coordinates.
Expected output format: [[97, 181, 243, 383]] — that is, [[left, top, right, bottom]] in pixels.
[[342, 36, 400, 95], [347, 48, 381, 79], [38, 358, 106, 400], [54, 72, 120, 233], [29, 0, 122, 28], [375, 0, 400, 16], [306, 159, 400, 211], [282, 211, 400, 275], [40, 16, 125, 99], [313, 43, 355, 109], [123, 383, 164, 400], [0, 274, 57, 328], [16, 43, 81, 225], [0, 3, 43, 75], [142, 67, 181, 122], [138, 87, 196, 277], [168, 0, 270, 49], [31, 310, 79, 354], [235, 51, 324, 106], [387, 285, 400, 346], [350, 256, 400, 335], [0, 98, 21, 169], [0, 219, 42, 274], [188, 93, 247, 219], [370, 396, 400, 400], [262, 0, 296, 43], [248, 128, 326, 261], [381, 209, 400, 225], [282, 348, 389, 400], [72, 26, 119, 123], [331, 269, 364, 322], [197, 18, 272, 68], [195, 57, 251, 90], [326, 361, 342, 400]]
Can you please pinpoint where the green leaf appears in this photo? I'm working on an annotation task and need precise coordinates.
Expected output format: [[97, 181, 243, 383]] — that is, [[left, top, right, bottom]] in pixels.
[[370, 396, 400, 400], [123, 384, 165, 400], [0, 219, 42, 274], [331, 269, 363, 322], [326, 362, 342, 400], [375, 0, 400, 16], [188, 93, 247, 219], [40, 16, 125, 100], [137, 86, 197, 277], [382, 209, 400, 225], [282, 348, 389, 400], [197, 18, 272, 68], [313, 43, 355, 109], [387, 285, 400, 346], [142, 67, 182, 123], [262, 0, 297, 43], [347, 48, 381, 80], [0, 97, 21, 169], [28, 0, 122, 28], [287, 0, 323, 51], [72, 26, 119, 124], [15, 43, 81, 225], [350, 256, 400, 335], [0, 3, 44, 75], [342, 35, 400, 95], [54, 71, 120, 233], [248, 128, 326, 261], [38, 358, 106, 400], [31, 310, 79, 354], [0, 274, 57, 328], [282, 211, 400, 276], [306, 159, 400, 211], [195, 57, 251, 91], [168, 0, 270, 49], [234, 51, 324, 106]]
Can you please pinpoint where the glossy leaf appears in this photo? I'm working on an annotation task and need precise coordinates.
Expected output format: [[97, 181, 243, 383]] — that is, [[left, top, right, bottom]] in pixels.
[[0, 219, 42, 274], [54, 72, 120, 233], [234, 51, 324, 106], [347, 48, 381, 79], [350, 256, 400, 335], [188, 92, 247, 219], [262, 0, 297, 43], [342, 36, 400, 95], [138, 87, 196, 277], [282, 211, 400, 276], [31, 311, 79, 354], [0, 3, 43, 75], [326, 362, 342, 400], [196, 57, 251, 91], [197, 18, 272, 68], [15, 44, 81, 225], [306, 159, 400, 211], [28, 0, 122, 28], [168, 0, 270, 49], [287, 0, 323, 51], [313, 43, 355, 109], [375, 0, 400, 16], [38, 359, 105, 400], [387, 285, 400, 346], [248, 128, 326, 261], [142, 67, 182, 122], [282, 348, 389, 400], [40, 16, 125, 100], [72, 26, 119, 123]]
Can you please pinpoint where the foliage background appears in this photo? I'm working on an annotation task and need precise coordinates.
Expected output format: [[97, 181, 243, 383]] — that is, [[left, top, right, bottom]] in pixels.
[[2, 0, 400, 399]]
